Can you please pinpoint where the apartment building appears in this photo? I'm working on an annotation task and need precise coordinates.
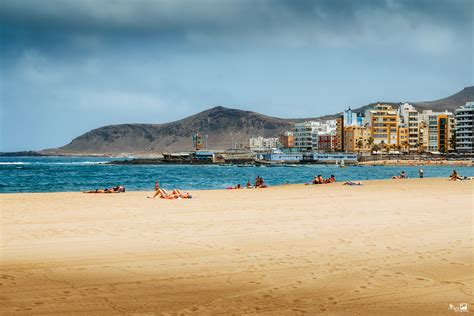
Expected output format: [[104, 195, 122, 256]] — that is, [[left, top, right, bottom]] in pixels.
[[249, 136, 280, 151], [294, 121, 334, 152], [364, 104, 398, 147], [343, 126, 371, 152], [455, 102, 474, 153], [418, 110, 455, 152], [397, 127, 409, 152], [398, 103, 419, 151]]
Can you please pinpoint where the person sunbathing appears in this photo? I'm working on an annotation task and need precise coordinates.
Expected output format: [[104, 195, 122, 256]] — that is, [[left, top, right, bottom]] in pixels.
[[150, 181, 169, 199], [450, 170, 462, 181], [226, 184, 242, 190], [84, 185, 125, 193], [344, 181, 363, 186], [324, 175, 336, 183], [255, 176, 268, 188], [161, 189, 192, 199], [313, 175, 324, 184], [254, 176, 261, 188], [392, 171, 407, 179]]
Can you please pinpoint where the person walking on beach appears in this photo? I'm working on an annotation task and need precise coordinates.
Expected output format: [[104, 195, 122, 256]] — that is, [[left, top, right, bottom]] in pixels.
[[418, 168, 424, 178]]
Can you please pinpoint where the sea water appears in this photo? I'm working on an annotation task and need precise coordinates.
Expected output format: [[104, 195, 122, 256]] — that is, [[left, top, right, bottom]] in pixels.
[[0, 156, 473, 193]]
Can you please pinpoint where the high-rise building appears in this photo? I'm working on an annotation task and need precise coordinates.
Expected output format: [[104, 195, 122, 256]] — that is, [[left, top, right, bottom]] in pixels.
[[418, 110, 455, 152], [455, 102, 474, 153], [364, 104, 398, 148], [398, 103, 419, 151]]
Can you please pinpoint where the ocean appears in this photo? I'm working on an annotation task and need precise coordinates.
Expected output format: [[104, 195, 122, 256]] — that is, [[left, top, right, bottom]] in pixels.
[[0, 156, 473, 193]]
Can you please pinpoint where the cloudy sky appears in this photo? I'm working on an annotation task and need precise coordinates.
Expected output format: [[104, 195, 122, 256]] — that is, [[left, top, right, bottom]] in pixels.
[[1, 0, 472, 151]]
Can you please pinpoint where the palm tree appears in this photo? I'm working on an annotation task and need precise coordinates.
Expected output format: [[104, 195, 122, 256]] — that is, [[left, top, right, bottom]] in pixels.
[[449, 131, 456, 152], [371, 144, 380, 153], [356, 140, 364, 153], [367, 137, 374, 147]]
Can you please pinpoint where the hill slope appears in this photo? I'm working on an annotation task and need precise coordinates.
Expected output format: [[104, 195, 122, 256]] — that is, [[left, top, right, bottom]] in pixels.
[[50, 106, 295, 154]]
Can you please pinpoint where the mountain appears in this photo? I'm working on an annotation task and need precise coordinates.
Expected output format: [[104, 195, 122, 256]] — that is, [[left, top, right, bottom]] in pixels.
[[46, 106, 297, 154], [43, 86, 473, 155], [412, 86, 474, 112]]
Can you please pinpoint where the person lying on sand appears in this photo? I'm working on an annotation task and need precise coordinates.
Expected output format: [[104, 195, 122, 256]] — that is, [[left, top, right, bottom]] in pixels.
[[83, 185, 125, 193], [160, 189, 192, 199], [226, 184, 242, 189], [344, 181, 363, 186], [392, 171, 407, 179], [324, 175, 336, 184], [150, 181, 169, 199]]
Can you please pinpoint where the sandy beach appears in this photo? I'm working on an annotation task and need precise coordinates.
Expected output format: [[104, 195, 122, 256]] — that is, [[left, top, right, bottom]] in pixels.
[[1, 178, 472, 315]]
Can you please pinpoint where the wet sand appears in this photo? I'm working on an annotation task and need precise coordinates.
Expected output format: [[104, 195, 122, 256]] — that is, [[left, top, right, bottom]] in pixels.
[[1, 178, 473, 315]]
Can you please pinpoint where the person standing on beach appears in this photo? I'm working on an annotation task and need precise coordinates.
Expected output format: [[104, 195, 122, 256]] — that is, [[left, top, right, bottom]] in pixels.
[[419, 169, 424, 178]]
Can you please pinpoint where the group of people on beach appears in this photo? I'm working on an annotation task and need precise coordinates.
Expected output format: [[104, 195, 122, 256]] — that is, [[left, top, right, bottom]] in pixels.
[[229, 176, 268, 189], [391, 169, 467, 181], [307, 174, 336, 185], [82, 168, 469, 198]]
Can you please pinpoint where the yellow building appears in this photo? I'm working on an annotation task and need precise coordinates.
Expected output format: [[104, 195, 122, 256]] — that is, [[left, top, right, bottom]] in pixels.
[[397, 127, 409, 152], [364, 104, 398, 148], [343, 126, 371, 152]]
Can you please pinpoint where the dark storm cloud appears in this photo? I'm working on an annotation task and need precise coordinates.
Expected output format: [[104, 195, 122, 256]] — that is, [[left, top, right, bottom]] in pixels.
[[1, 0, 471, 51]]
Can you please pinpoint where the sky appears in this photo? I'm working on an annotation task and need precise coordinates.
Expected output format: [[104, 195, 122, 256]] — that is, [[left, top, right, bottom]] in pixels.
[[1, 0, 473, 151]]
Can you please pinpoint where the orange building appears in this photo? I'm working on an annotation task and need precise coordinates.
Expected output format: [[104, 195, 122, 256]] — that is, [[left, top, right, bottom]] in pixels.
[[397, 127, 409, 152], [343, 126, 371, 152]]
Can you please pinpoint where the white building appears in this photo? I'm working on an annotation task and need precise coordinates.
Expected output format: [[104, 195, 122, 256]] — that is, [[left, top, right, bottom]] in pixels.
[[455, 102, 474, 153], [249, 136, 280, 151], [398, 103, 419, 151], [342, 107, 362, 126], [294, 121, 333, 152]]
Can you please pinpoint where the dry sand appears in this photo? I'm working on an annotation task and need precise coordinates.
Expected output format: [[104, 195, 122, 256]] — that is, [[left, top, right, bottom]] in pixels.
[[1, 179, 473, 315]]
